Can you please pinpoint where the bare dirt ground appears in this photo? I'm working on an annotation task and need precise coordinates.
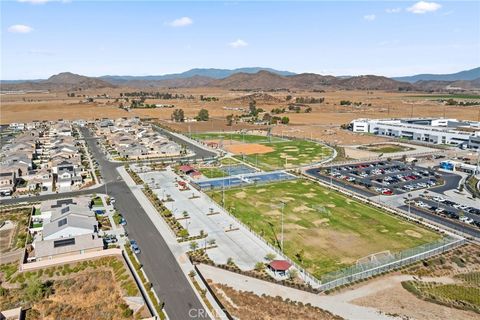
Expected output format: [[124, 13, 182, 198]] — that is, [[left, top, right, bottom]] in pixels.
[[223, 143, 274, 155], [351, 278, 479, 320], [211, 283, 343, 320], [2, 89, 478, 147]]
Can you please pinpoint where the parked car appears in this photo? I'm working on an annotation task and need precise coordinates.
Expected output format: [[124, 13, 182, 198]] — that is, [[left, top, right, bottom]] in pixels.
[[103, 235, 118, 244], [130, 239, 141, 254], [119, 217, 127, 226]]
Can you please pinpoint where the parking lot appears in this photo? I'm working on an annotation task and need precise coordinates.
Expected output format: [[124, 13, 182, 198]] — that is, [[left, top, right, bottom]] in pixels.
[[321, 160, 441, 196], [409, 195, 480, 229]]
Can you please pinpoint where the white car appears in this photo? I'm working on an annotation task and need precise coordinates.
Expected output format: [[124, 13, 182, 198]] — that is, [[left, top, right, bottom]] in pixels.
[[459, 216, 474, 224]]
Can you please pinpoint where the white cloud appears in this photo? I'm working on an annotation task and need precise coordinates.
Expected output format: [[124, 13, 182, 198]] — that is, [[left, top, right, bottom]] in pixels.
[[407, 1, 442, 14], [386, 8, 402, 14], [18, 0, 52, 4], [17, 0, 70, 3], [363, 14, 376, 21], [8, 24, 34, 33], [228, 39, 248, 48], [167, 17, 193, 27], [27, 49, 54, 56]]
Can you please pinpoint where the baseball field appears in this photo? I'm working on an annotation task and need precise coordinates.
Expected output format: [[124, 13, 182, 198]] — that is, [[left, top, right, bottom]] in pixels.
[[207, 179, 441, 278], [192, 132, 333, 170]]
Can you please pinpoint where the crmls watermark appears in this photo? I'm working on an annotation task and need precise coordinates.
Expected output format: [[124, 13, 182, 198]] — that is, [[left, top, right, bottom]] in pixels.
[[188, 308, 228, 319]]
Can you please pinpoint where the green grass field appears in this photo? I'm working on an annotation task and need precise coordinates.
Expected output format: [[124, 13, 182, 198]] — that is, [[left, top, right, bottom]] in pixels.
[[200, 167, 228, 178], [191, 132, 284, 143], [408, 94, 480, 100], [191, 132, 332, 170], [207, 179, 441, 278], [235, 139, 333, 170], [358, 144, 414, 153]]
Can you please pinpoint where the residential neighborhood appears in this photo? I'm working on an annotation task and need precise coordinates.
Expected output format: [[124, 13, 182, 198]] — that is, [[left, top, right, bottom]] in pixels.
[[95, 118, 184, 160], [0, 121, 96, 197]]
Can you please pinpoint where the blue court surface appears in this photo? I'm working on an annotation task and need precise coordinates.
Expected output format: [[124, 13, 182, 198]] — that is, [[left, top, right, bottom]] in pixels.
[[195, 171, 296, 190]]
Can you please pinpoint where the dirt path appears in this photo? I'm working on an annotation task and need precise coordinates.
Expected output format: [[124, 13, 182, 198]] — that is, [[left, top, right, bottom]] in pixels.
[[198, 263, 397, 320], [333, 275, 455, 303]]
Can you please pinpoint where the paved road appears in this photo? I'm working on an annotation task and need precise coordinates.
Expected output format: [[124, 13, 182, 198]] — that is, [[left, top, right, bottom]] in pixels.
[[152, 124, 217, 160], [2, 127, 210, 319], [399, 204, 480, 238], [80, 127, 210, 319]]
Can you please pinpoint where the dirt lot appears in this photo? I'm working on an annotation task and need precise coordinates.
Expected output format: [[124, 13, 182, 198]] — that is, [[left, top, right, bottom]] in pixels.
[[223, 143, 274, 155], [2, 89, 479, 146], [0, 257, 148, 319], [212, 283, 343, 320], [339, 244, 480, 320]]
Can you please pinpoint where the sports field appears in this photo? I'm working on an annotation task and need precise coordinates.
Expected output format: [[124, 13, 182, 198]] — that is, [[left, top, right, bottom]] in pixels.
[[192, 132, 333, 170], [207, 179, 441, 278]]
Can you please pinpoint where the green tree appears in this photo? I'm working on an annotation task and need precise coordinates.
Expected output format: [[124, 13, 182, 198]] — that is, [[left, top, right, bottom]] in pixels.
[[189, 241, 199, 251], [281, 116, 290, 124], [171, 109, 185, 122], [265, 253, 276, 261], [254, 262, 265, 271], [196, 108, 209, 121]]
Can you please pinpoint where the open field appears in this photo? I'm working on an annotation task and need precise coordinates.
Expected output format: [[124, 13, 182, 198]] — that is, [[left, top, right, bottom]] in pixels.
[[2, 89, 480, 147], [193, 133, 332, 170], [211, 283, 343, 320], [347, 244, 480, 320], [0, 257, 147, 319], [199, 167, 227, 178], [191, 132, 284, 143], [207, 179, 441, 278]]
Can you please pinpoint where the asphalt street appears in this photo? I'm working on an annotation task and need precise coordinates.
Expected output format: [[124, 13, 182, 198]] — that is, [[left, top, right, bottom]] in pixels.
[[80, 127, 210, 320], [152, 124, 217, 160], [2, 127, 211, 319]]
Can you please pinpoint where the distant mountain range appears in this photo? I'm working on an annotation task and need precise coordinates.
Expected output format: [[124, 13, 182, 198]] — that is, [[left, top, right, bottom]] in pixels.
[[99, 67, 296, 84], [393, 67, 480, 83], [2, 67, 479, 92]]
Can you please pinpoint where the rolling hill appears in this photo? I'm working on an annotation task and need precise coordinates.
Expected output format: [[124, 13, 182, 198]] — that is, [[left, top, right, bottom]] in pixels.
[[393, 67, 480, 83]]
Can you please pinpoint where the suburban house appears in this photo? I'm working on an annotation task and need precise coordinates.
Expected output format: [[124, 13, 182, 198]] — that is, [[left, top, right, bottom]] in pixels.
[[29, 197, 103, 261], [0, 171, 16, 195]]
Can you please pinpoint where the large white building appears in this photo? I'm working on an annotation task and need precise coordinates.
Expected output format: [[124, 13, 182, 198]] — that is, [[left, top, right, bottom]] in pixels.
[[349, 118, 480, 149]]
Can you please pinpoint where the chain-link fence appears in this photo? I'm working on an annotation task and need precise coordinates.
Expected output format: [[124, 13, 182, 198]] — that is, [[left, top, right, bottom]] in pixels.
[[318, 236, 464, 291]]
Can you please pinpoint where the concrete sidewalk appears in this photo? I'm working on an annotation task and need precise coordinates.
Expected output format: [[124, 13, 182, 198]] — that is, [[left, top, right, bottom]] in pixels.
[[118, 166, 223, 320]]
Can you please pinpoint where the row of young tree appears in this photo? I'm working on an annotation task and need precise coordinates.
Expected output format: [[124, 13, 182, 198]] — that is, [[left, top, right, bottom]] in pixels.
[[286, 96, 325, 104], [120, 91, 194, 99]]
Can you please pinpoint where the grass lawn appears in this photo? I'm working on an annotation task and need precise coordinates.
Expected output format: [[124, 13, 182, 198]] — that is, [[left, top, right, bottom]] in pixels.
[[207, 179, 441, 278], [193, 133, 332, 170], [234, 139, 333, 170], [220, 157, 241, 165], [92, 197, 103, 206], [358, 144, 414, 153], [200, 167, 228, 178], [191, 132, 284, 143]]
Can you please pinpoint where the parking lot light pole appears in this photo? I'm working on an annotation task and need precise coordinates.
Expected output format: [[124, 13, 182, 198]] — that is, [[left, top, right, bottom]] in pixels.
[[280, 201, 285, 253]]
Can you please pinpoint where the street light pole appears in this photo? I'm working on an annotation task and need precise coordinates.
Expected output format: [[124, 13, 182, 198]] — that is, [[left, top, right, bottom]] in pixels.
[[280, 201, 285, 252]]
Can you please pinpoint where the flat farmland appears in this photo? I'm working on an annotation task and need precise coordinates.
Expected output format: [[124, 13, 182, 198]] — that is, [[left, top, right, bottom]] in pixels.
[[192, 133, 332, 170], [207, 179, 441, 278]]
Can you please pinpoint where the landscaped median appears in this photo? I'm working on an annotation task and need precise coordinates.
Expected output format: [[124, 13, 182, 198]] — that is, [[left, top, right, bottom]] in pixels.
[[124, 245, 167, 319]]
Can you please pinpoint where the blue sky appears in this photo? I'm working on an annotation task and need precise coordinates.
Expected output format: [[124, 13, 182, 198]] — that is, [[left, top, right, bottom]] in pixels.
[[2, 1, 479, 79]]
